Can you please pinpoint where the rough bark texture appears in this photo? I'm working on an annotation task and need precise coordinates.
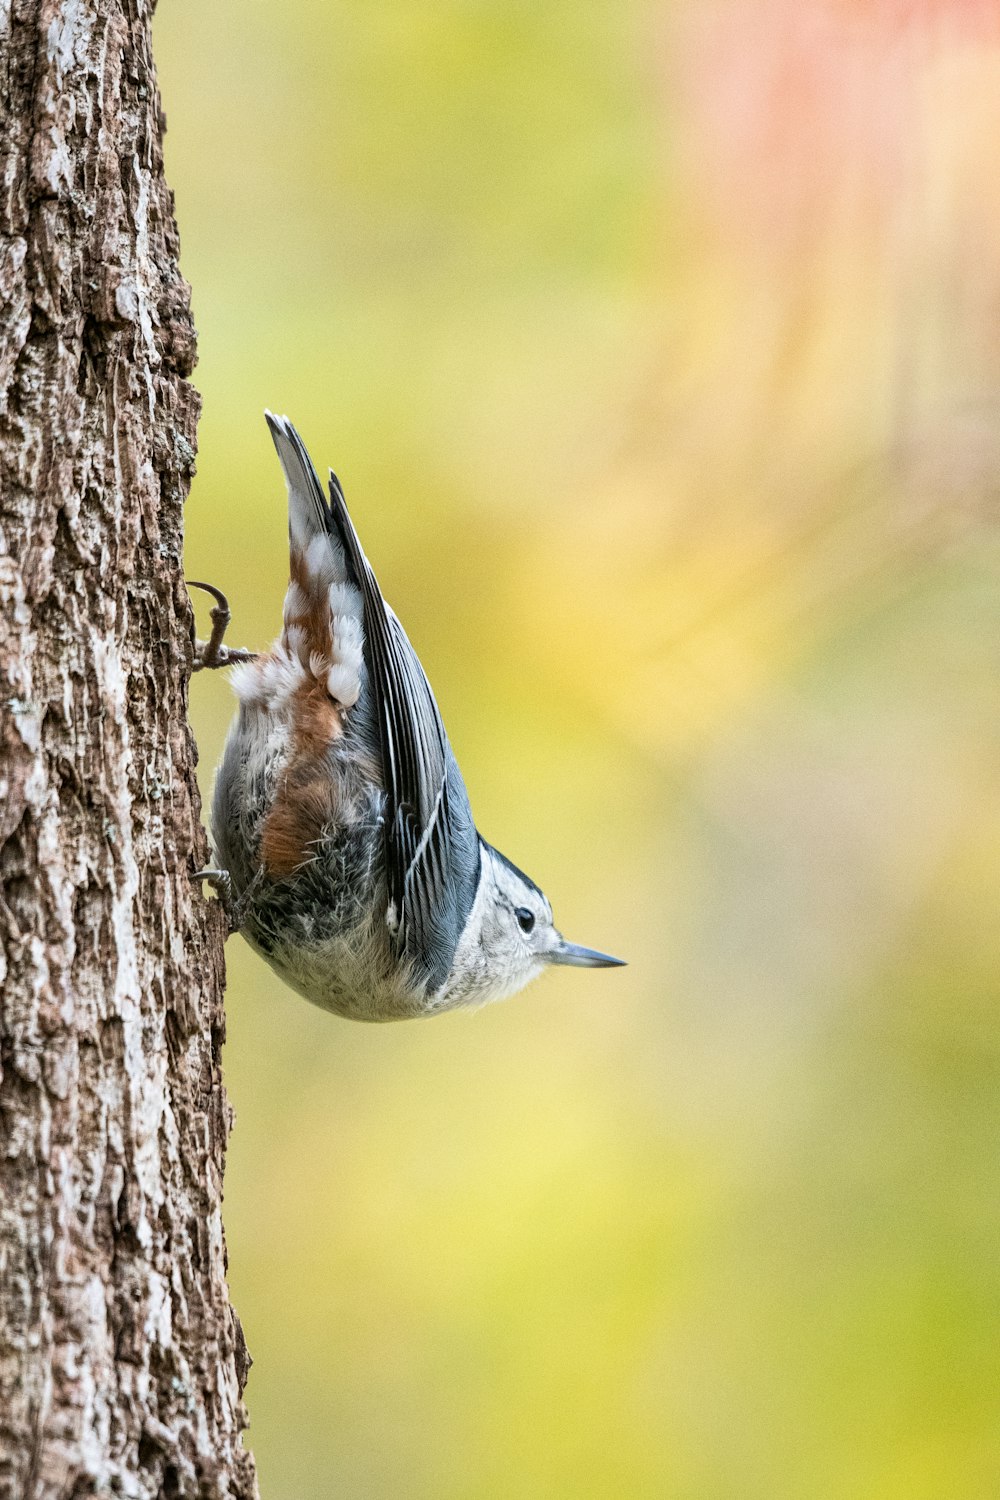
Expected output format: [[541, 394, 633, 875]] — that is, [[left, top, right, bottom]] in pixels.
[[0, 3, 257, 1497]]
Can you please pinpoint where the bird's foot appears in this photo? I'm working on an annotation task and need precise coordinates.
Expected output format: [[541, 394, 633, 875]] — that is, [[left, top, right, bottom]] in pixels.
[[189, 581, 258, 671], [191, 864, 261, 935], [192, 865, 232, 903], [191, 865, 242, 933]]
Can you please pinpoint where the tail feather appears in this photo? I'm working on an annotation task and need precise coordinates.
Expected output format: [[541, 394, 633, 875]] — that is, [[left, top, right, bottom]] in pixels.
[[265, 410, 330, 551], [262, 412, 365, 711]]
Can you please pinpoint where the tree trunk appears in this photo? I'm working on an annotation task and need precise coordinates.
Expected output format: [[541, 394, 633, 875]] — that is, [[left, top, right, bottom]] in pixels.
[[0, 3, 257, 1497]]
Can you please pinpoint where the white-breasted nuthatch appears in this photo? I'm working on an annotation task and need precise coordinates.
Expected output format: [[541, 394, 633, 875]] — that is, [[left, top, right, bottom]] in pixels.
[[193, 413, 624, 1022]]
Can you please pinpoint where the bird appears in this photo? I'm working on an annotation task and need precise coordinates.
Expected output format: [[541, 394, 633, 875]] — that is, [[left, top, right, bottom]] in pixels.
[[191, 413, 625, 1022]]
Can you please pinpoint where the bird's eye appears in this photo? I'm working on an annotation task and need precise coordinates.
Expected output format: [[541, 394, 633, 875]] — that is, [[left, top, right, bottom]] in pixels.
[[515, 906, 535, 935]]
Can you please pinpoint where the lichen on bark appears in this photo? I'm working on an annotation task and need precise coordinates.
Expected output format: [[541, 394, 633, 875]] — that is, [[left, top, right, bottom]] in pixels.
[[0, 3, 257, 1496]]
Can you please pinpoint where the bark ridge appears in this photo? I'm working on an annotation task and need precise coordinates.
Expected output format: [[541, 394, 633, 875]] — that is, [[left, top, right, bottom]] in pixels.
[[0, 3, 256, 1496]]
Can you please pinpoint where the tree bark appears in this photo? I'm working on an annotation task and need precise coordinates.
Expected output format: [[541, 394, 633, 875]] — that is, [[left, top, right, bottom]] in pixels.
[[0, 3, 257, 1497]]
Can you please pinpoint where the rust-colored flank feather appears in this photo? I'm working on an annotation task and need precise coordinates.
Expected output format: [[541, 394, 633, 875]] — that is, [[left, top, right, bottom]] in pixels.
[[259, 545, 352, 877]]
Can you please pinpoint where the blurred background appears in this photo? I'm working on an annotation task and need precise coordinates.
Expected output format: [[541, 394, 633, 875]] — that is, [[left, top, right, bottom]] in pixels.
[[156, 2, 1000, 1496]]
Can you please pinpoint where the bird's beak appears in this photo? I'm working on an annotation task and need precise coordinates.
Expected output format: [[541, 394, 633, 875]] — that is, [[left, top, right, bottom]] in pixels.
[[547, 938, 627, 969]]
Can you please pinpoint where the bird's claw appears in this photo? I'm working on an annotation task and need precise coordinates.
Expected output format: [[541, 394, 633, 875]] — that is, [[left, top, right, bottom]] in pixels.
[[191, 865, 241, 933], [189, 581, 258, 671], [191, 864, 260, 935]]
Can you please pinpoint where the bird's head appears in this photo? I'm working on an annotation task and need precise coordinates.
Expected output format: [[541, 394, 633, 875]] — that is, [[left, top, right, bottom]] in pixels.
[[463, 841, 625, 1004]]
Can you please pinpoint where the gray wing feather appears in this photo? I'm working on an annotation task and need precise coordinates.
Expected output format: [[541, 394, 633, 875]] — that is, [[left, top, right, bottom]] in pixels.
[[324, 469, 481, 993]]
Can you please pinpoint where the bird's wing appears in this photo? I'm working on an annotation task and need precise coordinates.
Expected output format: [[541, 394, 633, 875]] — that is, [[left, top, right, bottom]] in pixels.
[[325, 471, 481, 993]]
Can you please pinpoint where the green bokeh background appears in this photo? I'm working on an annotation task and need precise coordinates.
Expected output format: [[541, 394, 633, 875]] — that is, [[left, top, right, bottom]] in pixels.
[[156, 3, 1000, 1496]]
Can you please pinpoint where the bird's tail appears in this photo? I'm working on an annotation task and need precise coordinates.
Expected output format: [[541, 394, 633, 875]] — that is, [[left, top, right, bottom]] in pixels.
[[264, 412, 365, 710]]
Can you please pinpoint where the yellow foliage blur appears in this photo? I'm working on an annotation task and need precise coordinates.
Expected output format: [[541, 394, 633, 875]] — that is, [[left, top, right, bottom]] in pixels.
[[157, 2, 1000, 1496]]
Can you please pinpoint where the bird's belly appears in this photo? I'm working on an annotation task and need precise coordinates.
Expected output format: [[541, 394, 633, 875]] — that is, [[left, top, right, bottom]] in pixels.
[[246, 926, 429, 1022]]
